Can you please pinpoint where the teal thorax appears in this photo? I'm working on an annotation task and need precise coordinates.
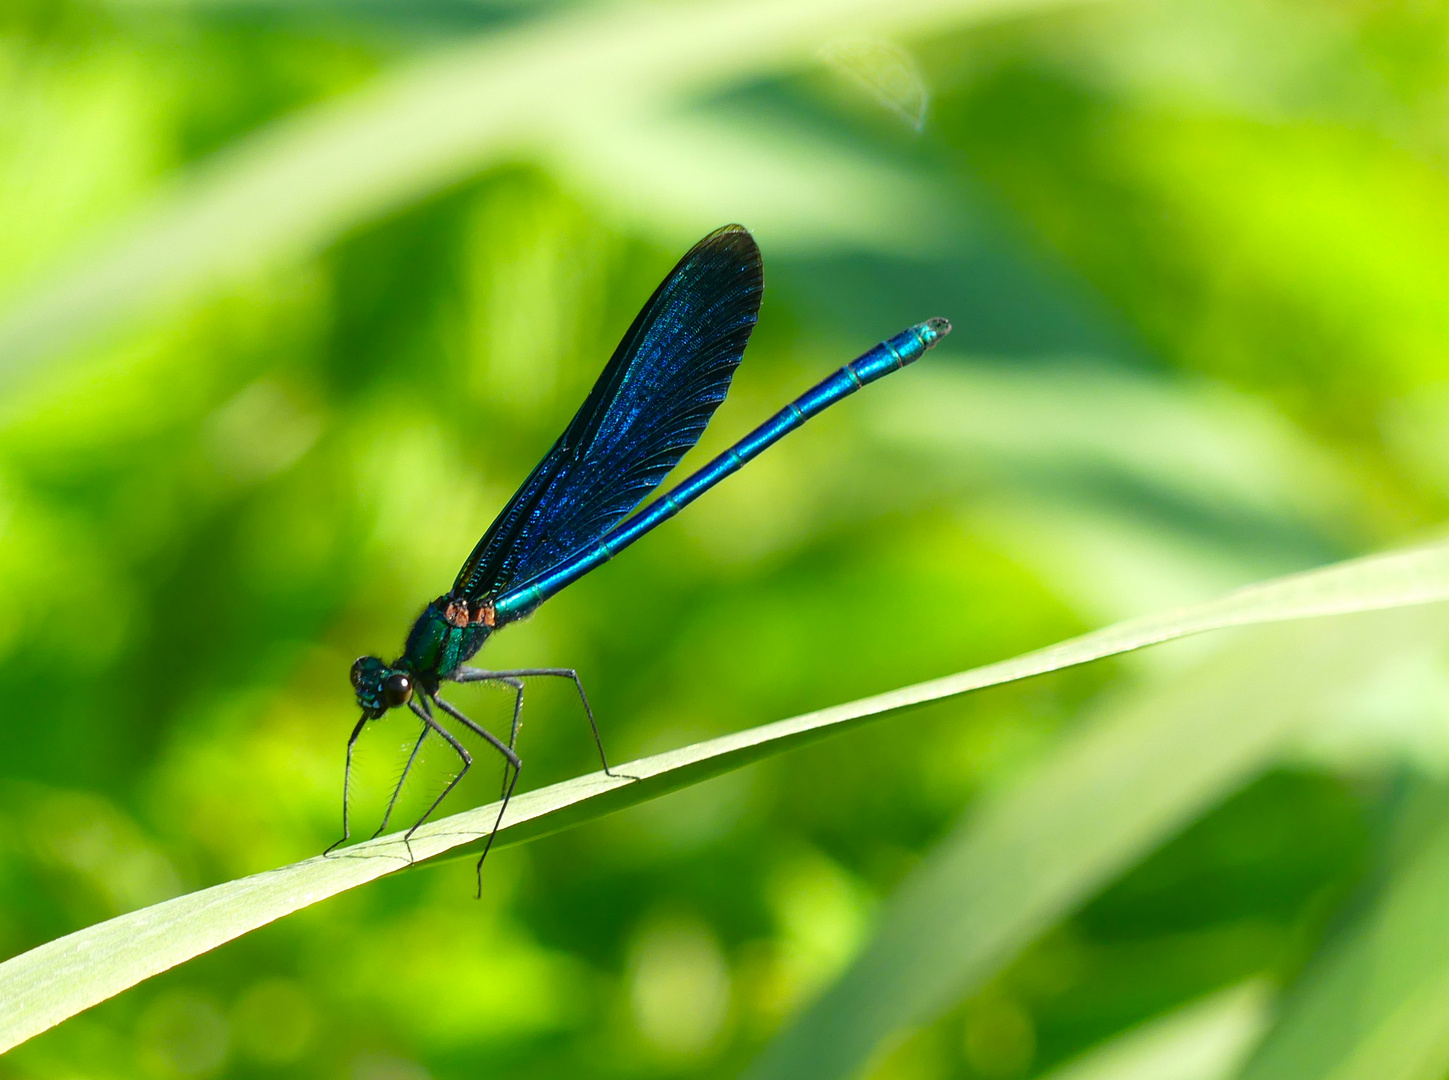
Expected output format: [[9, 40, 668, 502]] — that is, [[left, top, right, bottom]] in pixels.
[[351, 594, 496, 718], [400, 594, 495, 683]]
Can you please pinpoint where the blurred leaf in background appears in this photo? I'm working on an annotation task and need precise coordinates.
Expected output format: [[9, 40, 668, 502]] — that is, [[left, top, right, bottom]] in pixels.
[[7, 0, 1449, 1078]]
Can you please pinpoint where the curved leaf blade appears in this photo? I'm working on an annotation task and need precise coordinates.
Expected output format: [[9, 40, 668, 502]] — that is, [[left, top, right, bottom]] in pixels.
[[1042, 981, 1272, 1080], [3, 539, 1449, 1051], [746, 549, 1449, 1080]]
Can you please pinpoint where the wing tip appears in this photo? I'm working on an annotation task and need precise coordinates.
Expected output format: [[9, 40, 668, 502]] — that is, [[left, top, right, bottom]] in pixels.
[[696, 223, 761, 268]]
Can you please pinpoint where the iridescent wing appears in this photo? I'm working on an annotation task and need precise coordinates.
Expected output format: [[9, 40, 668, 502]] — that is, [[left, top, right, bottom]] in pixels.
[[453, 224, 763, 605]]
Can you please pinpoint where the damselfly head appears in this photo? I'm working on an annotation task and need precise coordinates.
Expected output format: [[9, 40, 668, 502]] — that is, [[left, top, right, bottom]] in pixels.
[[351, 655, 413, 717]]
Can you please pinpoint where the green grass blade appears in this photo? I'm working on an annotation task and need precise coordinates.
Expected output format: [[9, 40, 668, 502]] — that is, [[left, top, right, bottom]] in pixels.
[[746, 598, 1449, 1080], [1041, 982, 1272, 1080], [4, 540, 1449, 1051], [0, 0, 1069, 388], [1236, 791, 1449, 1080]]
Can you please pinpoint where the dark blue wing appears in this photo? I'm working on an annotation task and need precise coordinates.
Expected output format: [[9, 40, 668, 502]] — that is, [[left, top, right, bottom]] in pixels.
[[453, 224, 763, 603]]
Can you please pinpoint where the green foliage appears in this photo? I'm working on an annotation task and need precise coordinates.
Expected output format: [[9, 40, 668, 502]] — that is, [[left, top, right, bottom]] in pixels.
[[6, 1, 1449, 1079]]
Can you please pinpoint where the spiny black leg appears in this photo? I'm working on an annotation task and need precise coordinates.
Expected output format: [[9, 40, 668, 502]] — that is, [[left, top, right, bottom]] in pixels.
[[455, 666, 635, 780], [431, 693, 522, 896], [324, 715, 368, 856], [402, 697, 472, 863], [373, 721, 428, 839], [432, 693, 522, 772], [447, 668, 524, 795], [497, 676, 525, 798], [479, 757, 521, 898]]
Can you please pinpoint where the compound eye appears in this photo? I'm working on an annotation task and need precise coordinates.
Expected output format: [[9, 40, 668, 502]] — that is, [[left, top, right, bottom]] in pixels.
[[351, 655, 380, 690], [382, 672, 413, 709]]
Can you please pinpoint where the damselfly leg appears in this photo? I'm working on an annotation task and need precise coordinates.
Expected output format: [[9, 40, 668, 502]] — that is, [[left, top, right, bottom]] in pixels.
[[429, 692, 522, 895], [326, 677, 527, 886], [490, 676, 525, 797], [323, 715, 369, 857], [453, 666, 636, 780], [372, 722, 429, 839], [396, 695, 473, 863]]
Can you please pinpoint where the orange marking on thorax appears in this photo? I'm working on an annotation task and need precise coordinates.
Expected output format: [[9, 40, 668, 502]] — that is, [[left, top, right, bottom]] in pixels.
[[444, 598, 495, 629]]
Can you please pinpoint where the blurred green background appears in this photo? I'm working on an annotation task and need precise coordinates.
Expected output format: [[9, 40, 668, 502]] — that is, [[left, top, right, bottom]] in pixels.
[[8, 0, 1449, 1078]]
